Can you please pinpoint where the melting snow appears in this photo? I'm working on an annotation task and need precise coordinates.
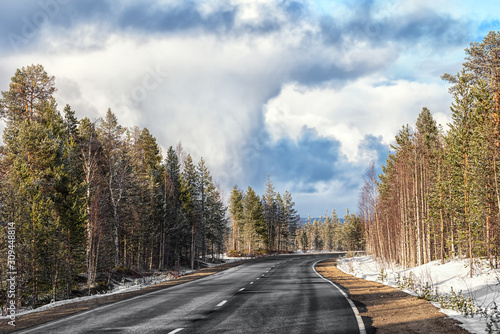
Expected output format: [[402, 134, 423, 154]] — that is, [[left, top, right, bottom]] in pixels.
[[337, 256, 500, 334]]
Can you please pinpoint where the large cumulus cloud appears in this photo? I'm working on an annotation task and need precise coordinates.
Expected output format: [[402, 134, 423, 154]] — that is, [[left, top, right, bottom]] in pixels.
[[0, 0, 492, 216]]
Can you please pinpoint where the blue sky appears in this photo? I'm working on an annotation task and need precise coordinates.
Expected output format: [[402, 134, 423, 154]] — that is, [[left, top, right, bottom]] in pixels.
[[0, 0, 498, 218]]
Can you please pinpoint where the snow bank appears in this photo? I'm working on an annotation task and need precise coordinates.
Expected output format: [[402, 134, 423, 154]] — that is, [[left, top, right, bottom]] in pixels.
[[337, 256, 500, 334]]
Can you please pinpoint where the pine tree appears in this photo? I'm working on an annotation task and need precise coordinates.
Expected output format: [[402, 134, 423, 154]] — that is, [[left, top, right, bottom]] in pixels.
[[443, 71, 478, 277], [0, 64, 234, 310], [281, 191, 300, 251], [162, 146, 183, 269], [343, 212, 364, 251], [229, 186, 244, 252], [98, 108, 127, 267], [197, 157, 212, 261], [57, 104, 86, 299], [0, 65, 77, 305], [180, 154, 198, 270], [0, 64, 56, 121], [263, 175, 276, 251], [463, 33, 500, 267], [360, 32, 500, 270], [205, 180, 227, 262], [242, 187, 265, 254]]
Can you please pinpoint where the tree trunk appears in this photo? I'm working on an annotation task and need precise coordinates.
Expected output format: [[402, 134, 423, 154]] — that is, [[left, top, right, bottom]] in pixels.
[[191, 221, 195, 270]]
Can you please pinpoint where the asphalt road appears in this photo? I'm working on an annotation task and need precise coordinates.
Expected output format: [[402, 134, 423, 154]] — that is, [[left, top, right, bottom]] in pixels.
[[16, 254, 363, 334]]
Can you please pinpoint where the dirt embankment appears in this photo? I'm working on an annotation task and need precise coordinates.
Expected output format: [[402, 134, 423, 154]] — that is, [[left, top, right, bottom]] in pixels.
[[316, 258, 471, 334]]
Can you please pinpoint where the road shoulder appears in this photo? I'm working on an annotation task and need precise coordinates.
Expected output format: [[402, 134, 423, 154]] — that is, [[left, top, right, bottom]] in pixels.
[[315, 258, 471, 334]]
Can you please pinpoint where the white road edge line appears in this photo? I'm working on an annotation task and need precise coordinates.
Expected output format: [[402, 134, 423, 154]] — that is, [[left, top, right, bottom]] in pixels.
[[216, 300, 227, 307], [312, 260, 367, 334], [168, 328, 184, 334]]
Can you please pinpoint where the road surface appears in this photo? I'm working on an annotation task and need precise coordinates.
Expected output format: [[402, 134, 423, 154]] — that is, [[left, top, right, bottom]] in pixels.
[[16, 254, 364, 334]]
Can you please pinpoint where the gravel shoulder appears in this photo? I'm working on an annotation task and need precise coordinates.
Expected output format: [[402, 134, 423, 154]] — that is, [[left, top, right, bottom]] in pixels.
[[315, 258, 471, 334]]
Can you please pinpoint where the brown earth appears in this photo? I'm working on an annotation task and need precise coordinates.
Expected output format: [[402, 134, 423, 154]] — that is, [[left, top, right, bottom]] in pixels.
[[0, 260, 251, 334], [315, 258, 471, 334]]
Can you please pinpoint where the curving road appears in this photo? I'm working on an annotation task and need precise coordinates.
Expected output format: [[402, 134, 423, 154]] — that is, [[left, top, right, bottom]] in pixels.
[[16, 254, 364, 334]]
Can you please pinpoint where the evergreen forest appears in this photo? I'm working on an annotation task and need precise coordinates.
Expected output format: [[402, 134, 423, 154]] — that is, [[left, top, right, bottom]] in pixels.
[[0, 64, 231, 308], [294, 211, 365, 253], [0, 64, 310, 310], [359, 31, 500, 276]]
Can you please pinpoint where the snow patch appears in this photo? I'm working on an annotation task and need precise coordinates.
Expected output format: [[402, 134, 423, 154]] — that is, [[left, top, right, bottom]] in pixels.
[[337, 256, 500, 334]]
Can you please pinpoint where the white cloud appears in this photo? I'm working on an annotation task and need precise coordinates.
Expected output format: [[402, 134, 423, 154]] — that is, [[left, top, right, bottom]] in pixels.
[[0, 25, 318, 182], [291, 179, 356, 217], [0, 6, 396, 180], [0, 0, 481, 216], [264, 76, 452, 162]]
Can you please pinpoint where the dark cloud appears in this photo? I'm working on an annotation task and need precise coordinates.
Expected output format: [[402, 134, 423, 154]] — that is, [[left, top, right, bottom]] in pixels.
[[116, 3, 237, 34], [0, 0, 471, 106], [319, 15, 341, 45], [281, 0, 307, 20], [0, 0, 111, 52], [358, 134, 389, 170], [390, 11, 470, 48], [239, 127, 336, 186], [239, 127, 350, 191], [0, 0, 473, 217], [0, 2, 47, 51], [1, 1, 470, 55], [319, 3, 469, 51], [236, 126, 390, 204]]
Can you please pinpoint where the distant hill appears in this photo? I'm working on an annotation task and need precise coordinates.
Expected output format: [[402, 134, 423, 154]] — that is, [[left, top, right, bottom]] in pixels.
[[298, 217, 344, 226]]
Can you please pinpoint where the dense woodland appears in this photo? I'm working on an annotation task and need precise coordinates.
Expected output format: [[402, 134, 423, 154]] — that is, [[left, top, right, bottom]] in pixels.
[[295, 211, 365, 253], [228, 177, 301, 255], [0, 64, 232, 308], [226, 173, 365, 255], [359, 31, 500, 276]]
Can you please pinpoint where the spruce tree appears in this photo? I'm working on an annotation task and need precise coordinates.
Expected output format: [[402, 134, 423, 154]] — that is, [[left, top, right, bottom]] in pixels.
[[0, 65, 83, 305], [229, 186, 244, 252], [282, 191, 300, 251], [98, 108, 127, 267], [263, 175, 276, 251], [162, 146, 183, 268], [242, 187, 265, 254], [180, 154, 198, 269]]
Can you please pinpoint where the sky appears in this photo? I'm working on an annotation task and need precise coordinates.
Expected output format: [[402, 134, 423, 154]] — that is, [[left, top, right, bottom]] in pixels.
[[0, 0, 498, 218]]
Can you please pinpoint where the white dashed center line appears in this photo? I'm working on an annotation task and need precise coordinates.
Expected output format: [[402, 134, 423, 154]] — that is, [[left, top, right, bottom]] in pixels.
[[216, 300, 227, 307], [168, 328, 184, 334]]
